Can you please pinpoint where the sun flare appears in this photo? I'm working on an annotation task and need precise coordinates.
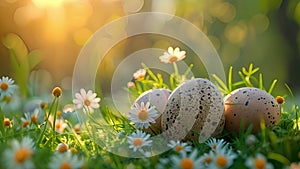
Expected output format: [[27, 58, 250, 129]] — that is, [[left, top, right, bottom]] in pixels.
[[32, 0, 64, 9]]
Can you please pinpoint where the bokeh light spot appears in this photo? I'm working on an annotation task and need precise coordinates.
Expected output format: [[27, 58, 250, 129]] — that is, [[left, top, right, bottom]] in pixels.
[[65, 1, 93, 28], [32, 0, 64, 9], [121, 0, 144, 13], [250, 13, 270, 33], [225, 21, 248, 45], [73, 28, 93, 46], [210, 2, 236, 23], [14, 5, 44, 27]]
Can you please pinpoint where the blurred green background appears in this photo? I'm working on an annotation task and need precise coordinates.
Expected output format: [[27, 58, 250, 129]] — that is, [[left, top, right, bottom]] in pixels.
[[0, 0, 300, 96]]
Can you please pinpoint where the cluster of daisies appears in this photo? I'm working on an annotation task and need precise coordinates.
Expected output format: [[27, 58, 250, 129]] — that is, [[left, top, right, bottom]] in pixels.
[[3, 137, 84, 169], [0, 76, 104, 169]]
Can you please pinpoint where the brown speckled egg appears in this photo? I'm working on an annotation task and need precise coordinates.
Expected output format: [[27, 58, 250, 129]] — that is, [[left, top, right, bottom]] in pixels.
[[161, 78, 225, 141], [224, 87, 280, 133], [134, 89, 172, 133]]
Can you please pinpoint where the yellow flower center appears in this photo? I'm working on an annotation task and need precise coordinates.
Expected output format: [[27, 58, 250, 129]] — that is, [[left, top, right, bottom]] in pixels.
[[169, 56, 178, 63], [175, 145, 183, 152], [58, 144, 68, 153], [4, 96, 12, 103], [56, 122, 61, 130], [70, 148, 77, 154], [31, 115, 38, 123], [40, 102, 48, 109], [276, 96, 284, 105], [204, 157, 212, 164], [212, 144, 217, 150], [84, 99, 91, 106], [60, 162, 72, 169], [254, 158, 266, 169], [180, 158, 193, 169], [137, 75, 145, 81], [57, 111, 62, 117], [74, 127, 80, 133], [0, 82, 8, 91], [137, 109, 149, 121], [15, 148, 31, 164], [23, 120, 29, 128], [133, 138, 143, 147], [216, 156, 227, 168], [4, 118, 11, 127]]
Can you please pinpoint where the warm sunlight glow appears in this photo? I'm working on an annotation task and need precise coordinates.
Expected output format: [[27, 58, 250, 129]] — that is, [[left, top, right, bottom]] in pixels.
[[32, 0, 64, 9]]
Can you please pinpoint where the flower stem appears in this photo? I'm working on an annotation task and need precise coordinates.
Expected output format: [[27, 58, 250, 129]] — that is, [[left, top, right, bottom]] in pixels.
[[37, 97, 57, 147], [173, 62, 180, 83], [52, 97, 59, 149]]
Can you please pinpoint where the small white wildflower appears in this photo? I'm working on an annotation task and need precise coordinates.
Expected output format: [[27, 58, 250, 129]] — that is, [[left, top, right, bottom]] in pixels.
[[205, 138, 229, 153], [49, 152, 84, 169], [0, 76, 17, 99], [167, 140, 192, 153], [48, 115, 68, 133], [159, 47, 186, 63], [133, 69, 146, 81], [127, 130, 152, 153], [245, 153, 274, 169], [209, 148, 237, 169], [73, 88, 101, 113], [56, 143, 69, 153], [128, 102, 158, 129], [170, 149, 203, 169]]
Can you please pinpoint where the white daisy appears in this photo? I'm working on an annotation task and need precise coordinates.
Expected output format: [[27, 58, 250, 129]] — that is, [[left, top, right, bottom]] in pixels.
[[245, 153, 274, 169], [3, 137, 35, 169], [127, 130, 152, 153], [205, 138, 229, 153], [48, 116, 68, 133], [209, 148, 237, 169], [0, 76, 18, 99], [159, 47, 186, 63], [21, 113, 31, 128], [246, 134, 257, 146], [73, 123, 81, 133], [198, 151, 215, 167], [73, 88, 101, 113], [133, 69, 146, 81], [56, 143, 69, 153], [167, 140, 193, 153], [49, 152, 84, 169], [157, 158, 171, 169], [128, 102, 158, 129], [127, 81, 136, 88], [30, 108, 40, 124], [170, 149, 203, 169]]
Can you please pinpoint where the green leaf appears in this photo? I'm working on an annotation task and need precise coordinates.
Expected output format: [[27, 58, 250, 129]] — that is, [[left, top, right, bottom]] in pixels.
[[268, 152, 290, 165], [28, 50, 43, 69], [2, 33, 28, 65]]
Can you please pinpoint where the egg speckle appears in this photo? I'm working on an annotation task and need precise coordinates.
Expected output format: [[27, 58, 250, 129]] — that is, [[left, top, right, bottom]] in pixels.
[[133, 89, 172, 132], [161, 78, 225, 141], [224, 87, 280, 133]]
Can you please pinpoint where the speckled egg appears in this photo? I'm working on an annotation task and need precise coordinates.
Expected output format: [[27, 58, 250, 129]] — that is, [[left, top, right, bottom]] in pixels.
[[224, 87, 280, 133], [161, 78, 225, 141], [134, 89, 172, 132]]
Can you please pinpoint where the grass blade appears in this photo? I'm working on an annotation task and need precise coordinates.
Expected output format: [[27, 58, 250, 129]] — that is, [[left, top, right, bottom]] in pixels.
[[268, 79, 277, 94]]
